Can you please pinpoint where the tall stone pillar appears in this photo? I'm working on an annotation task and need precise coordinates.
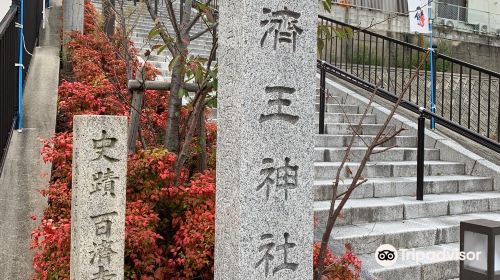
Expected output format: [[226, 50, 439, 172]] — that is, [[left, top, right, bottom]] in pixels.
[[63, 0, 84, 34], [62, 0, 84, 66], [215, 1, 317, 279]]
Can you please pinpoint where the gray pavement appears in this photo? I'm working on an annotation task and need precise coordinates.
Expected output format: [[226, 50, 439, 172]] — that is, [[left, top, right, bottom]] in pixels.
[[0, 1, 61, 278]]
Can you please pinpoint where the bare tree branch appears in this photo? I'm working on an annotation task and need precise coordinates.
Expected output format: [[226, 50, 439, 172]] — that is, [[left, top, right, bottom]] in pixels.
[[190, 22, 218, 41], [143, 0, 176, 54], [375, 127, 406, 147], [163, 0, 182, 42], [185, 0, 213, 32], [371, 145, 398, 155]]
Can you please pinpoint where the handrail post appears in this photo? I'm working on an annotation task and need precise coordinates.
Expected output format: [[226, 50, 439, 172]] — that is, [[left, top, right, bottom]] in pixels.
[[127, 60, 145, 153], [430, 43, 437, 130], [319, 61, 326, 135], [417, 108, 426, 201]]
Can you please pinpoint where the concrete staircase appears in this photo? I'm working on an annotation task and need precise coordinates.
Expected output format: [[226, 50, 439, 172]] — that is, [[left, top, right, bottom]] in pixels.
[[92, 0, 213, 78], [313, 80, 500, 280]]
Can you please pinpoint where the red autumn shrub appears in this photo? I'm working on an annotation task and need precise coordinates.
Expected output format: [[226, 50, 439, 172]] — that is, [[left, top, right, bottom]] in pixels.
[[164, 172, 216, 279], [316, 243, 362, 280], [124, 201, 165, 279], [57, 81, 127, 129], [31, 218, 71, 279]]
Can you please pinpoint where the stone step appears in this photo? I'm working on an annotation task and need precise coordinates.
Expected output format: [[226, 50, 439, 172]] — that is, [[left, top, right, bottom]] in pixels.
[[314, 192, 500, 226], [315, 134, 417, 148], [314, 161, 465, 179], [132, 19, 210, 29], [314, 147, 440, 162], [314, 95, 348, 105], [132, 43, 211, 56], [130, 36, 212, 49], [315, 94, 348, 104], [313, 175, 494, 200], [132, 28, 212, 39], [314, 113, 377, 124], [132, 27, 213, 41], [315, 103, 360, 114], [135, 51, 210, 63], [358, 243, 460, 280], [131, 33, 212, 44], [319, 123, 401, 135], [315, 211, 500, 255]]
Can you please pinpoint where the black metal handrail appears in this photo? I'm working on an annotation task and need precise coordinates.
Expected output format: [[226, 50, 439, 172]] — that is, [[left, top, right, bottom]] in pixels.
[[319, 61, 500, 154], [317, 15, 500, 152], [0, 6, 20, 175]]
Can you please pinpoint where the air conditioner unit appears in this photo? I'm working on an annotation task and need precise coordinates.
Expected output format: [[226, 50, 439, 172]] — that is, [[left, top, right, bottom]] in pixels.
[[446, 20, 455, 29], [481, 25, 489, 33], [438, 19, 446, 25], [496, 29, 500, 36]]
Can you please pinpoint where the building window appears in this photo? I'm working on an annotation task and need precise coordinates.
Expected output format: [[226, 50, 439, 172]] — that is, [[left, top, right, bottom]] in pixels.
[[437, 0, 467, 22]]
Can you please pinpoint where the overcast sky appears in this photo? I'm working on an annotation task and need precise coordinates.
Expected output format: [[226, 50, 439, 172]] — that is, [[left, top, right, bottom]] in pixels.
[[0, 0, 12, 21]]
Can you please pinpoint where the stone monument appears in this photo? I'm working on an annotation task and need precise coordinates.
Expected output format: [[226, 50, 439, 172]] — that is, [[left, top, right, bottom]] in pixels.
[[70, 115, 128, 280], [215, 1, 316, 279]]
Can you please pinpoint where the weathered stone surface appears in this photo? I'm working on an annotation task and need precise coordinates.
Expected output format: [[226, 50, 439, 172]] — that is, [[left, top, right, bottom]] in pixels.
[[70, 116, 127, 280], [215, 1, 316, 279], [63, 0, 84, 39]]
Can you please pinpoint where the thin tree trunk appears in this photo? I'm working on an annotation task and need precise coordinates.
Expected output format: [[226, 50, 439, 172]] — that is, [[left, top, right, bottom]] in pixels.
[[164, 46, 186, 153], [164, 0, 194, 153]]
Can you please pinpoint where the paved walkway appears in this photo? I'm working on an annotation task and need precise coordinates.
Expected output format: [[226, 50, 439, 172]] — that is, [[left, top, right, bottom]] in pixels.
[[0, 1, 61, 278]]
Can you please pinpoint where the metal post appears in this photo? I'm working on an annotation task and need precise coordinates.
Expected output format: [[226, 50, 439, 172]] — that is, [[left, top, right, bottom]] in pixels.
[[319, 61, 326, 135], [429, 0, 436, 129], [154, 0, 158, 16], [16, 0, 24, 132], [417, 110, 426, 201]]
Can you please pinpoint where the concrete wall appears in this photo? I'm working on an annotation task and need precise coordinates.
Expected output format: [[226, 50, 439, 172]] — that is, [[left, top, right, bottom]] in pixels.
[[319, 3, 500, 73]]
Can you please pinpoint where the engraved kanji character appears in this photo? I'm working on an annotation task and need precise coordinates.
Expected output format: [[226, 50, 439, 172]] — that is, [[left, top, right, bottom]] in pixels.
[[91, 212, 117, 238], [260, 7, 303, 51], [273, 232, 298, 275], [91, 266, 117, 280], [256, 157, 299, 201], [90, 239, 117, 265], [254, 234, 275, 277], [256, 158, 275, 201], [91, 168, 119, 197], [259, 86, 299, 124], [275, 157, 298, 200], [92, 130, 119, 162]]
